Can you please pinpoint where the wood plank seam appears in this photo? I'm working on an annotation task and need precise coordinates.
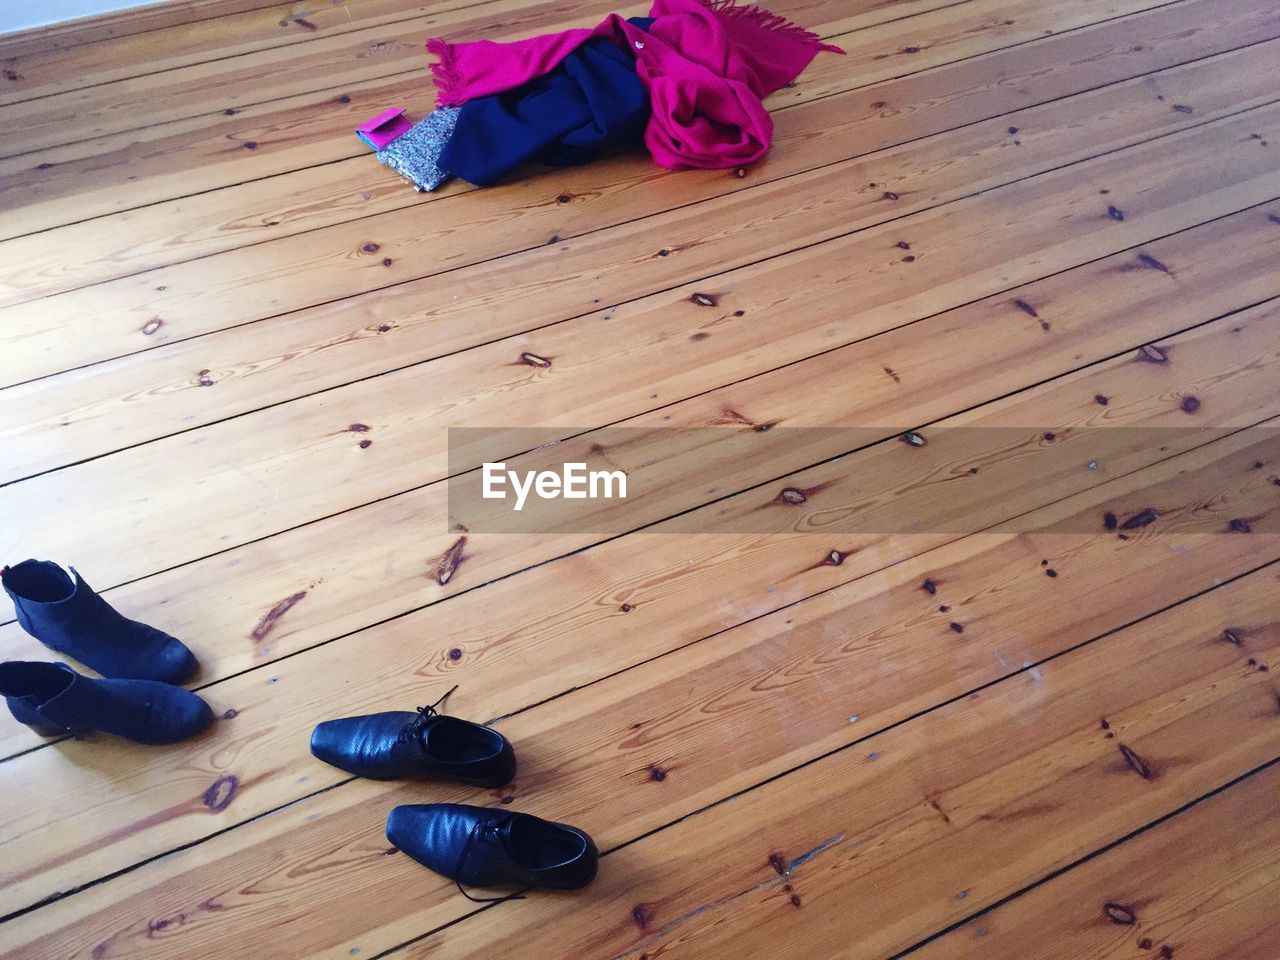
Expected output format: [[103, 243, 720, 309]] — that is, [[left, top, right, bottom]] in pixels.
[[4, 338, 1274, 915], [377, 546, 1280, 959], [5, 104, 1274, 609], [0, 771, 357, 926], [9, 87, 1279, 481], [5, 350, 1274, 947], [0, 0, 291, 56], [5, 72, 1273, 482], [413, 756, 1280, 956], [188, 403, 1280, 687], [6, 12, 1269, 333], [5, 284, 1269, 885], [320, 545, 1280, 957], [901, 759, 1280, 960], [0, 198, 1272, 678], [5, 81, 1269, 462], [888, 755, 1280, 960], [0, 0, 882, 162], [7, 455, 1276, 933], [0, 0, 543, 109], [1, 0, 1203, 251], [7, 14, 1269, 414], [0, 0, 1201, 247], [5, 0, 1249, 302], [0, 207, 1269, 778], [0, 0, 934, 233]]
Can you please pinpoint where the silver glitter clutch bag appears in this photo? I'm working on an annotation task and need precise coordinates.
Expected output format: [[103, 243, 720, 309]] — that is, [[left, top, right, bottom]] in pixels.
[[376, 107, 460, 192]]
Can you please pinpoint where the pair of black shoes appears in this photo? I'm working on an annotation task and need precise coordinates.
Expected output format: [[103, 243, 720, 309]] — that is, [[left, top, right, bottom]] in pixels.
[[0, 560, 212, 743], [311, 690, 597, 898]]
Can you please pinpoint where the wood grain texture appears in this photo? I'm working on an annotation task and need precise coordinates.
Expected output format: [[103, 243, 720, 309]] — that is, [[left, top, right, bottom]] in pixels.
[[1, 105, 1274, 605], [1, 201, 1275, 760], [7, 38, 1278, 471], [1, 0, 1275, 955], [0, 0, 506, 106], [1, 292, 1276, 916], [0, 0, 904, 161], [7, 0, 1273, 311], [907, 760, 1280, 960], [0, 0, 1193, 244], [0, 0, 290, 59], [0, 0, 875, 292], [5, 425, 1277, 957], [395, 553, 1280, 960]]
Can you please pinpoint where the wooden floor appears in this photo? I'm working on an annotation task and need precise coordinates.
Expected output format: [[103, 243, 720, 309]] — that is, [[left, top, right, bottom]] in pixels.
[[1, 0, 1279, 956]]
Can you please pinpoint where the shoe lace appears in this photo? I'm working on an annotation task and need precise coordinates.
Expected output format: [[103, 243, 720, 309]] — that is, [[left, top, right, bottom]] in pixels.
[[454, 818, 529, 904], [395, 684, 460, 745]]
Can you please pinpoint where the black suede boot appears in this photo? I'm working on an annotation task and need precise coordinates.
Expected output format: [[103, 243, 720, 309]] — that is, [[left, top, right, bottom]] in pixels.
[[2, 559, 197, 682], [0, 661, 212, 743]]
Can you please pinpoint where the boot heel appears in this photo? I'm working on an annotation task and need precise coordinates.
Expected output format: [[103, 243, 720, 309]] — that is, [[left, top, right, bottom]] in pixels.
[[4, 689, 69, 737]]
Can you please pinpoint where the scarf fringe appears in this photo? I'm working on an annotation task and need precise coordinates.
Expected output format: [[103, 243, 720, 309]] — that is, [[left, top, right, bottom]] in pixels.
[[426, 38, 464, 105], [702, 0, 845, 54]]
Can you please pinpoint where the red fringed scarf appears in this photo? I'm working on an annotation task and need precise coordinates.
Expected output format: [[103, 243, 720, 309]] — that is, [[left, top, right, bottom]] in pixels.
[[427, 0, 843, 169]]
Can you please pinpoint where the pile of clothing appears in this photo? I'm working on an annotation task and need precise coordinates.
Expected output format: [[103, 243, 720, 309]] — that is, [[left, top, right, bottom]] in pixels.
[[362, 0, 843, 190]]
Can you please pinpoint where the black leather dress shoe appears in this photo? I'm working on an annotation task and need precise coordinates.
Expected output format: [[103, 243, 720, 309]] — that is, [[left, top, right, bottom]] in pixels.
[[309, 688, 515, 787], [386, 803, 598, 897]]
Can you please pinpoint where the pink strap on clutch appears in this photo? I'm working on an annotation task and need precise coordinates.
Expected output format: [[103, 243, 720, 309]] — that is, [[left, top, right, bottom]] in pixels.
[[356, 107, 414, 150]]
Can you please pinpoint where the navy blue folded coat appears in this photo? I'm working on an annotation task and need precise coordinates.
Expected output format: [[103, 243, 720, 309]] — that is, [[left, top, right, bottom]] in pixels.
[[440, 29, 652, 187]]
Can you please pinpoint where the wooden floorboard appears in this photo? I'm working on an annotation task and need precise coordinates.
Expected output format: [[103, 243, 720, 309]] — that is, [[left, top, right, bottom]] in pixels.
[[0, 0, 1207, 243], [9, 463, 1274, 955], [8, 0, 1273, 310], [0, 204, 1276, 756], [0, 0, 292, 61], [0, 0, 517, 107], [5, 38, 1279, 476], [4, 281, 1277, 911], [3, 0, 907, 161], [2, 106, 1275, 607], [0, 204, 1275, 774], [0, 0, 1276, 956], [906, 759, 1280, 960], [6, 428, 1278, 954], [395, 551, 1280, 960]]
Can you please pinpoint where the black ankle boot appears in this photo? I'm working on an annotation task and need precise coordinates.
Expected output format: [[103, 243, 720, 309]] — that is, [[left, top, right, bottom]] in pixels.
[[2, 560, 197, 682], [0, 661, 213, 743]]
